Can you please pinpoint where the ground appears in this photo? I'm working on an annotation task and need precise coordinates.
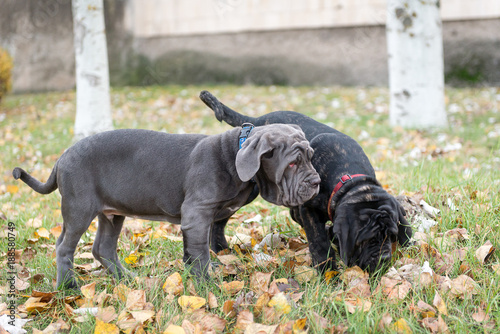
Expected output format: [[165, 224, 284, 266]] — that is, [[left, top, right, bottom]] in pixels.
[[0, 85, 499, 333]]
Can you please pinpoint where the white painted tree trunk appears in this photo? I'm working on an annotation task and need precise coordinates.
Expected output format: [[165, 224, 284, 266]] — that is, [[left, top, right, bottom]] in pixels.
[[72, 0, 113, 140], [386, 0, 447, 128]]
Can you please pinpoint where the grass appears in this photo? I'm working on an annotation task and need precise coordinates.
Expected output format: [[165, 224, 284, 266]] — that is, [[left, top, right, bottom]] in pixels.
[[1, 85, 499, 333]]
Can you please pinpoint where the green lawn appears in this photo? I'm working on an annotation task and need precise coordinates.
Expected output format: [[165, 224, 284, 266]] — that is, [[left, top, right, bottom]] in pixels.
[[1, 85, 499, 333]]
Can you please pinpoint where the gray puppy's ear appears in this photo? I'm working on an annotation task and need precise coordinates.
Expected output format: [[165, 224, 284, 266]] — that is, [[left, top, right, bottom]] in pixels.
[[235, 133, 273, 182]]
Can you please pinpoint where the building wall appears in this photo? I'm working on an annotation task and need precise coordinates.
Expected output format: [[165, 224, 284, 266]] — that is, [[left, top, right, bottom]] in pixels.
[[0, 0, 498, 92]]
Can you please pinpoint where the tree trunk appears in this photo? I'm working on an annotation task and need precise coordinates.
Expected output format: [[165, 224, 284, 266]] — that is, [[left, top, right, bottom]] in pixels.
[[386, 0, 447, 129], [72, 0, 113, 140]]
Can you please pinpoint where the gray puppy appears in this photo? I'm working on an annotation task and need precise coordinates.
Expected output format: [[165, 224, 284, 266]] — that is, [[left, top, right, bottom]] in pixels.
[[13, 124, 320, 289]]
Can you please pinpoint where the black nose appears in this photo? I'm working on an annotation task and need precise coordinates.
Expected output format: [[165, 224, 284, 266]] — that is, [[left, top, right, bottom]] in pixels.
[[308, 176, 321, 187]]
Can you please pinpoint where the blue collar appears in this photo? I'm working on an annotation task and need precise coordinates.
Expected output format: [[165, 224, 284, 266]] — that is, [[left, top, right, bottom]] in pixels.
[[238, 123, 254, 149]]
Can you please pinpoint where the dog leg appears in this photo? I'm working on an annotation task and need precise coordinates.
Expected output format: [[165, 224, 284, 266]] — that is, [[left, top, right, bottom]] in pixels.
[[181, 210, 212, 280], [57, 200, 96, 290], [210, 218, 229, 253], [291, 207, 337, 273], [93, 214, 134, 281]]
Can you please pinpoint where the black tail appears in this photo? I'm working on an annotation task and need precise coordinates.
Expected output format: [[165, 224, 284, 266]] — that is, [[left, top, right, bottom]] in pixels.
[[199, 90, 257, 127], [13, 163, 58, 195]]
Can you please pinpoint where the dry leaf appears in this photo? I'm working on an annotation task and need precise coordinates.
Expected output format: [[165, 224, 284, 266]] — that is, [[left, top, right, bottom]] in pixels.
[[420, 315, 449, 333], [471, 307, 489, 322], [234, 309, 254, 332], [244, 323, 278, 334], [345, 298, 372, 313], [449, 275, 478, 298], [293, 318, 307, 333], [50, 225, 62, 238], [221, 280, 245, 295], [294, 265, 317, 284], [475, 241, 495, 264], [268, 292, 291, 314], [81, 282, 96, 299], [34, 227, 50, 239], [163, 324, 186, 334], [415, 300, 437, 318], [391, 318, 412, 334], [254, 292, 270, 316], [207, 292, 218, 309], [113, 284, 131, 303], [378, 313, 393, 331], [130, 310, 155, 323], [94, 318, 120, 334], [163, 272, 184, 296], [126, 290, 146, 310], [432, 292, 448, 316], [96, 306, 117, 323], [376, 277, 412, 302], [249, 271, 273, 295], [178, 296, 206, 312], [341, 266, 368, 285]]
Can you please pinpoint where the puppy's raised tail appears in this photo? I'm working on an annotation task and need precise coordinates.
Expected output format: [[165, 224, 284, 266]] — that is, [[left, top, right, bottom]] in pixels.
[[199, 90, 256, 127], [12, 163, 58, 195]]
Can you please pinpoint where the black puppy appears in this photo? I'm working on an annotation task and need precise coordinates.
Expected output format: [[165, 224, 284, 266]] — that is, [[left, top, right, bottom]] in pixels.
[[200, 91, 412, 273]]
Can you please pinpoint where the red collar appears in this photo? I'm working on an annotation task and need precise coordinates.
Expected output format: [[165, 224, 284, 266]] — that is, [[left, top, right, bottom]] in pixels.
[[327, 174, 367, 220]]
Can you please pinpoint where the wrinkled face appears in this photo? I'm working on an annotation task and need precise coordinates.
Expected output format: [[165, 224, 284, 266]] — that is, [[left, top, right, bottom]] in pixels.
[[260, 139, 321, 207], [333, 203, 399, 272], [235, 124, 321, 208]]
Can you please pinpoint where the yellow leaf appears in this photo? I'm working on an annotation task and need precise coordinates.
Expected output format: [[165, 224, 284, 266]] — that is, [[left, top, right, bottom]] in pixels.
[[391, 318, 412, 334], [7, 185, 19, 194], [178, 295, 206, 312], [221, 280, 245, 295], [254, 292, 270, 316], [325, 270, 339, 284], [432, 292, 448, 316], [50, 225, 62, 238], [130, 310, 155, 323], [113, 284, 131, 303], [81, 282, 96, 299], [163, 272, 184, 296], [268, 292, 291, 314], [163, 324, 186, 334], [345, 298, 372, 313], [124, 253, 138, 265], [94, 318, 119, 334], [35, 227, 50, 239], [293, 318, 307, 332]]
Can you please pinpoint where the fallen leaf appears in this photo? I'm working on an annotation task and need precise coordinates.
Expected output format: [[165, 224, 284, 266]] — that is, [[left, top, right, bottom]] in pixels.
[[81, 282, 96, 300], [268, 292, 291, 314], [163, 324, 186, 334], [178, 296, 206, 312], [244, 323, 278, 334], [378, 313, 393, 331], [415, 300, 437, 318], [471, 307, 489, 322], [126, 290, 146, 310], [163, 272, 184, 296], [432, 292, 448, 315], [475, 240, 495, 264], [341, 266, 368, 285], [376, 277, 412, 302], [207, 292, 218, 309], [345, 298, 372, 313], [391, 318, 412, 334], [130, 309, 155, 323], [254, 292, 270, 316], [449, 275, 478, 298], [6, 185, 19, 194], [94, 318, 119, 334], [293, 318, 307, 333], [294, 265, 318, 284], [234, 309, 254, 332], [96, 306, 118, 323], [50, 225, 62, 239], [420, 315, 449, 333], [221, 280, 245, 295], [249, 271, 273, 295], [34, 227, 50, 239]]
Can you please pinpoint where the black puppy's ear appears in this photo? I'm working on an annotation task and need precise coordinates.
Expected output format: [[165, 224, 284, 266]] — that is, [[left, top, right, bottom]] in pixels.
[[397, 204, 413, 246], [332, 205, 358, 265], [235, 133, 273, 182]]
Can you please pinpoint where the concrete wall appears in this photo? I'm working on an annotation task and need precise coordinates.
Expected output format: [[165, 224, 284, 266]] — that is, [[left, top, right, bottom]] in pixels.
[[0, 0, 499, 92]]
